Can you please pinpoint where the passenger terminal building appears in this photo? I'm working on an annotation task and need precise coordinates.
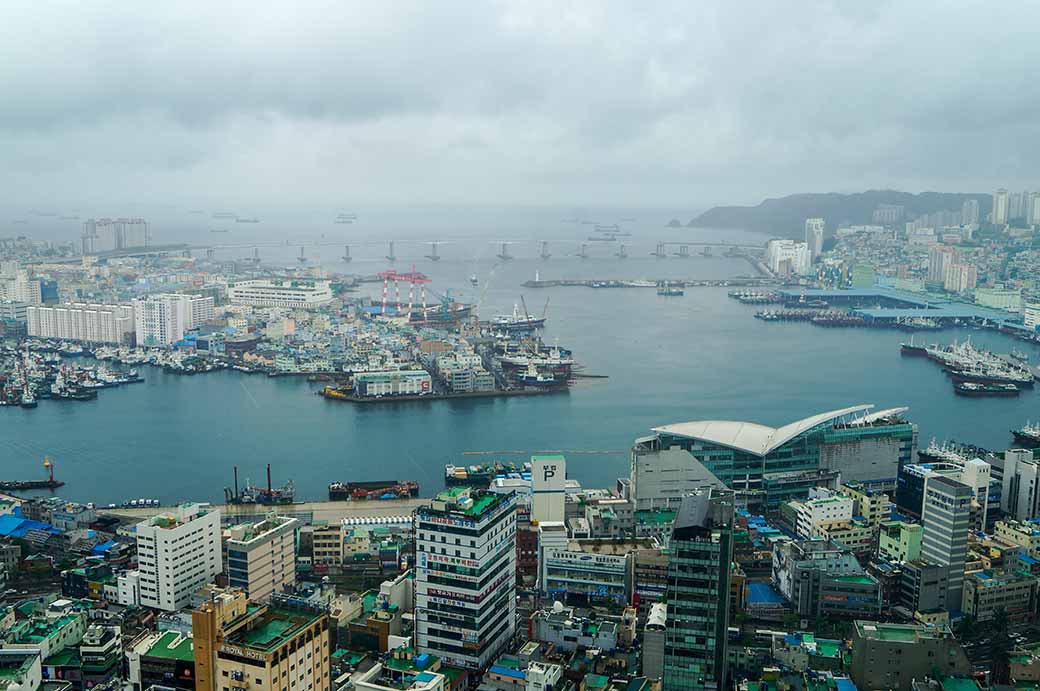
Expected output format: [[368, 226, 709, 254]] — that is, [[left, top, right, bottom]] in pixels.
[[625, 404, 917, 514]]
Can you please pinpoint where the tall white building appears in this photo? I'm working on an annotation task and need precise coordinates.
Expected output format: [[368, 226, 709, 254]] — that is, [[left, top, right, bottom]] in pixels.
[[921, 476, 972, 611], [224, 514, 298, 602], [227, 279, 333, 309], [804, 218, 825, 261], [415, 488, 516, 670], [790, 490, 854, 540], [27, 303, 135, 344], [765, 239, 811, 276], [993, 188, 1009, 225], [0, 269, 41, 305], [961, 199, 980, 226], [1025, 302, 1040, 331], [132, 294, 214, 346], [136, 503, 222, 612], [944, 263, 978, 293], [1029, 192, 1040, 225], [927, 245, 958, 284], [81, 218, 150, 254]]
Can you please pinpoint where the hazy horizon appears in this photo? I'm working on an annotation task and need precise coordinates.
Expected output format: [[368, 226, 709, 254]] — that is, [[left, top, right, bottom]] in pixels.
[[3, 2, 1040, 212]]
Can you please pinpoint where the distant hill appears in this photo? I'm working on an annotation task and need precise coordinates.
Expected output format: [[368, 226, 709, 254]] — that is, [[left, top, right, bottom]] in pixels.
[[689, 190, 990, 238]]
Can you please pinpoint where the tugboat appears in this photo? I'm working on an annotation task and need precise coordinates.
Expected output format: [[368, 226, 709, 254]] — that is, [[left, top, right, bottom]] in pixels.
[[19, 388, 37, 409]]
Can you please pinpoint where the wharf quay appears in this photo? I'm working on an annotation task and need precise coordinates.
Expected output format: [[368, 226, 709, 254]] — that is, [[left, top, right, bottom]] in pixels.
[[320, 387, 568, 404], [100, 497, 431, 526], [521, 277, 779, 289]]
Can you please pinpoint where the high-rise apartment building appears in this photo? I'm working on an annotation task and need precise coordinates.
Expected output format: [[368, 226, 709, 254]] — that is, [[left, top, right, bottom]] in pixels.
[[927, 245, 958, 284], [765, 239, 811, 276], [224, 515, 299, 602], [27, 303, 135, 344], [961, 198, 980, 226], [1029, 192, 1040, 225], [81, 218, 150, 254], [530, 454, 565, 523], [137, 503, 223, 611], [804, 218, 825, 261], [414, 488, 516, 670], [133, 294, 215, 346], [662, 489, 734, 691], [944, 263, 978, 293], [920, 475, 972, 611], [193, 588, 330, 691], [993, 188, 1009, 225]]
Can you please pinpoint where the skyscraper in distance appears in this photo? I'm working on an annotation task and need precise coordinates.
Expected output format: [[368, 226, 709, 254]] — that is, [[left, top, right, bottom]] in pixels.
[[993, 188, 1009, 225], [805, 218, 825, 261]]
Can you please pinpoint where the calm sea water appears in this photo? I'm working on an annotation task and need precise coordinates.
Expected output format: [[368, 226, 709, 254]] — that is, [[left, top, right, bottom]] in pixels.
[[3, 207, 1039, 504]]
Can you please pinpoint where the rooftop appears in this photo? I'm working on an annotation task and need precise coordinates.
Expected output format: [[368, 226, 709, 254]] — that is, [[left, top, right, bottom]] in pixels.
[[855, 620, 946, 642], [144, 631, 194, 662], [225, 605, 324, 653], [652, 404, 874, 457]]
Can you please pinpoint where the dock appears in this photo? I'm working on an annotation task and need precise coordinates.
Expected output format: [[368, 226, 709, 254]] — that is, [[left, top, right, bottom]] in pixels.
[[521, 277, 779, 289], [100, 497, 431, 526], [320, 387, 568, 404]]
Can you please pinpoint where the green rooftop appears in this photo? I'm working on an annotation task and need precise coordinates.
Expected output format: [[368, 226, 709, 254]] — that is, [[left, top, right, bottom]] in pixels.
[[226, 606, 323, 653], [941, 678, 981, 691], [856, 621, 923, 642], [145, 632, 194, 662]]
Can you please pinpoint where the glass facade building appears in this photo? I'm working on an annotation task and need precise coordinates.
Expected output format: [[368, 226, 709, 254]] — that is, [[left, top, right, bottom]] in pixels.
[[663, 489, 734, 691]]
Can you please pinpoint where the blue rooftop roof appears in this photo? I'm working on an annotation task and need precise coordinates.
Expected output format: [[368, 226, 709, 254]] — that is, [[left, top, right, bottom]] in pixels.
[[747, 582, 784, 605], [490, 666, 526, 680]]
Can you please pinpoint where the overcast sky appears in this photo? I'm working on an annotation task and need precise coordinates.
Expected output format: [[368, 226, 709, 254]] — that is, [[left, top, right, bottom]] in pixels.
[[2, 2, 1038, 210]]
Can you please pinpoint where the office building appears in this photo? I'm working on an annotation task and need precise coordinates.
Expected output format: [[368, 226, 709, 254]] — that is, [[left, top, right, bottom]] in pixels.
[[897, 457, 995, 530], [27, 303, 135, 344], [631, 405, 915, 513], [772, 539, 881, 618], [1002, 449, 1040, 520], [765, 239, 810, 276], [920, 476, 972, 611], [849, 621, 970, 691], [193, 588, 330, 691], [962, 569, 1038, 623], [662, 489, 734, 691], [414, 488, 517, 670], [540, 539, 649, 605], [224, 514, 299, 602], [127, 630, 195, 691], [530, 454, 566, 523], [133, 294, 214, 346], [227, 279, 333, 309], [137, 503, 223, 611], [961, 198, 980, 225], [787, 490, 853, 539], [530, 605, 619, 652], [804, 218, 825, 261]]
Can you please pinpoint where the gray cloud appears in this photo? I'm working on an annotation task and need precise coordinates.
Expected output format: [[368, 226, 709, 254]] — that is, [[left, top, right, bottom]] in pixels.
[[1, 1, 1039, 209]]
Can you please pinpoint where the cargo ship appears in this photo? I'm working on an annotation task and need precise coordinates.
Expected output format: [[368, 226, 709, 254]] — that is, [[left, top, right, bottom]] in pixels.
[[445, 461, 531, 487], [1012, 422, 1040, 448], [329, 480, 419, 501], [409, 301, 473, 325], [900, 337, 929, 357], [954, 381, 1020, 397], [948, 366, 1033, 387]]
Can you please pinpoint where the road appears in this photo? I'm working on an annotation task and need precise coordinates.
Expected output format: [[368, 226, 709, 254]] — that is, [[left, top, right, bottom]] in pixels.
[[99, 497, 431, 525]]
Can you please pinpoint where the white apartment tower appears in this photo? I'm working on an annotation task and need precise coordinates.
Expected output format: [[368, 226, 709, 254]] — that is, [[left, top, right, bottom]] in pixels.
[[224, 514, 299, 602], [804, 218, 825, 261], [27, 303, 135, 344], [765, 239, 811, 276], [415, 488, 517, 670], [992, 189, 1009, 225], [132, 294, 215, 346], [136, 503, 223, 611]]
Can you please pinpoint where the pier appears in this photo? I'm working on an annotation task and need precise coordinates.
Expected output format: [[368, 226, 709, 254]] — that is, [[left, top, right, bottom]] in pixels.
[[521, 277, 779, 289]]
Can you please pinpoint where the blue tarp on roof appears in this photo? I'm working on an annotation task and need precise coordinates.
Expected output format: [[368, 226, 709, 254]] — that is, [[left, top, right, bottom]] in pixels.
[[91, 540, 118, 555], [0, 514, 62, 538], [747, 582, 784, 605], [835, 678, 858, 691], [489, 666, 526, 680]]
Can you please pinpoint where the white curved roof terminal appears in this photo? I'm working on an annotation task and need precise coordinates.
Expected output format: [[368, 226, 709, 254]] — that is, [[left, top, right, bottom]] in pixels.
[[652, 404, 874, 457]]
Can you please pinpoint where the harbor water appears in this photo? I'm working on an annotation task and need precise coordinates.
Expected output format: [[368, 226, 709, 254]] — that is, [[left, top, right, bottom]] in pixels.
[[3, 207, 1039, 504]]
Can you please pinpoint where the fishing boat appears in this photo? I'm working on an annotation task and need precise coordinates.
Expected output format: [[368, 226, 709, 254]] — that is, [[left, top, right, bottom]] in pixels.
[[954, 381, 1020, 397]]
